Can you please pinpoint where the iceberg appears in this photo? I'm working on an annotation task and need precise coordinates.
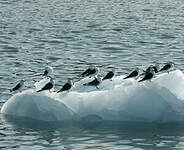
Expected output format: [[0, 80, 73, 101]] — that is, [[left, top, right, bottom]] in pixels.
[[1, 90, 77, 121], [1, 70, 184, 123]]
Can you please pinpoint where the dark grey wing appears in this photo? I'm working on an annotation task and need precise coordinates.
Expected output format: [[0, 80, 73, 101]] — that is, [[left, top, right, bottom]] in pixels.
[[86, 69, 96, 76], [81, 68, 91, 77], [138, 73, 153, 82], [57, 83, 71, 93], [159, 64, 171, 72], [102, 72, 114, 80], [11, 83, 21, 92], [124, 70, 138, 79], [37, 82, 53, 92], [83, 78, 100, 86]]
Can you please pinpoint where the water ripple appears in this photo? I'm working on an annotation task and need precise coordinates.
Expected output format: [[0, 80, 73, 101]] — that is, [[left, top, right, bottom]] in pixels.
[[1, 0, 184, 149]]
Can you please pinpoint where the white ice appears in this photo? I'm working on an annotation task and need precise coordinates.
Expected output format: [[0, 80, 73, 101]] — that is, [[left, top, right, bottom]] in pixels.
[[1, 70, 184, 122]]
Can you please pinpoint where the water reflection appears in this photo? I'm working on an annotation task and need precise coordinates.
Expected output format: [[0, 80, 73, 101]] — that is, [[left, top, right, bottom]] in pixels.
[[1, 114, 184, 149]]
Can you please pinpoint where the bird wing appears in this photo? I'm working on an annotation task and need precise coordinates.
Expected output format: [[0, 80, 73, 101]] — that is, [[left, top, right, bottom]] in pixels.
[[160, 64, 170, 71], [86, 69, 96, 76], [12, 83, 21, 91], [124, 70, 138, 79], [102, 72, 113, 80], [41, 82, 53, 91], [57, 83, 71, 93], [84, 79, 100, 86], [139, 73, 153, 82], [63, 83, 71, 91], [81, 68, 91, 76]]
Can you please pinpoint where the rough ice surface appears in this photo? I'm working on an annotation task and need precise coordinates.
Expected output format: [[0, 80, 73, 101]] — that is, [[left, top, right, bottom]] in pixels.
[[1, 70, 184, 123]]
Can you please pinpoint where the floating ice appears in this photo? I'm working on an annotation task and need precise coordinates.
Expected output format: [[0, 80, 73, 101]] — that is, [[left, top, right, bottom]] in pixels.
[[1, 70, 184, 123], [1, 90, 77, 121]]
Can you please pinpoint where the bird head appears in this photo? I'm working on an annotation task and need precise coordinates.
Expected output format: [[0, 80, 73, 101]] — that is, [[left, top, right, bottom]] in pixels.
[[45, 66, 53, 75], [135, 67, 139, 72], [89, 65, 94, 69], [20, 79, 25, 83], [167, 61, 174, 66], [155, 63, 160, 70], [95, 66, 99, 73], [149, 67, 155, 74], [67, 78, 74, 85], [111, 68, 116, 74]]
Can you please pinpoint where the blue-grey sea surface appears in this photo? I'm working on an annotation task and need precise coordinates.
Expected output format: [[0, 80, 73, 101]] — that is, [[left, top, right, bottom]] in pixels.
[[0, 0, 184, 149]]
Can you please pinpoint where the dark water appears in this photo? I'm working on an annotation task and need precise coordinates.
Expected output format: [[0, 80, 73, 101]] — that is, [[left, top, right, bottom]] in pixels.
[[2, 115, 184, 150], [1, 0, 184, 149]]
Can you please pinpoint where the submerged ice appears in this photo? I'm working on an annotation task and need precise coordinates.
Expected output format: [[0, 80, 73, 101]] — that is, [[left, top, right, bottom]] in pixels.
[[1, 70, 184, 123]]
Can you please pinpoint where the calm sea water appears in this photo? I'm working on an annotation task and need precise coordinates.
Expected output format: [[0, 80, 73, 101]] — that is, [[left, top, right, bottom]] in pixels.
[[1, 0, 184, 149]]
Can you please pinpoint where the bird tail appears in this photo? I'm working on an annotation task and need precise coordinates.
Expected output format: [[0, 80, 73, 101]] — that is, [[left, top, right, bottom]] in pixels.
[[37, 89, 42, 92], [57, 89, 63, 93], [158, 68, 164, 72], [138, 79, 144, 82], [123, 76, 129, 79], [81, 74, 85, 77]]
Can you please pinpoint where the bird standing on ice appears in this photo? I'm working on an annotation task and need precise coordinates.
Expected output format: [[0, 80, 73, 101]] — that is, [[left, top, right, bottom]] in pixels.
[[124, 68, 139, 79], [81, 65, 93, 77], [102, 68, 115, 81], [10, 79, 25, 92], [138, 67, 154, 82], [159, 61, 174, 73], [82, 66, 99, 78], [83, 75, 102, 88], [37, 77, 54, 92], [57, 78, 73, 93], [141, 63, 159, 76], [43, 66, 53, 77]]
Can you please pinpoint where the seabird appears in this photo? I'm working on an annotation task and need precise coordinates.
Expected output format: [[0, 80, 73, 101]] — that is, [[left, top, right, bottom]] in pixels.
[[85, 66, 99, 78], [124, 68, 139, 79], [37, 77, 54, 92], [81, 65, 93, 77], [57, 78, 73, 93], [83, 75, 102, 88], [102, 68, 115, 81], [138, 68, 154, 82], [43, 66, 53, 77], [143, 63, 160, 74], [141, 63, 159, 76], [159, 61, 174, 73], [10, 79, 25, 92]]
